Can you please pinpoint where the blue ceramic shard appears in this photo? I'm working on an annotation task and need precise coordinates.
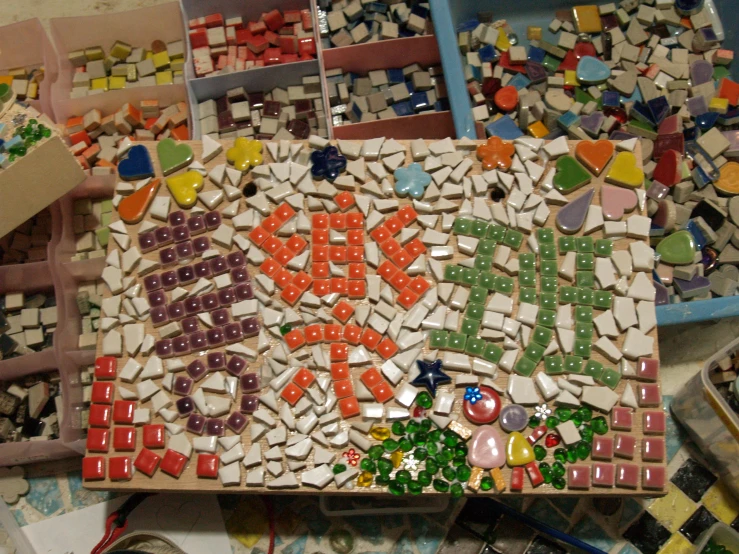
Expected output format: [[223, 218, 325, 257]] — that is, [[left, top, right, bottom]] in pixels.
[[647, 97, 670, 125]]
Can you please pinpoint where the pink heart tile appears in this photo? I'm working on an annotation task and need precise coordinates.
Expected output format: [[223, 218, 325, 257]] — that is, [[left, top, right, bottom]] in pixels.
[[601, 185, 637, 221]]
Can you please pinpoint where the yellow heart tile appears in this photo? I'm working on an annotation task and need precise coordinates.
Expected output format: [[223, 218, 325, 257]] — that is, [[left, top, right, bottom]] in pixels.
[[606, 151, 644, 189], [166, 170, 204, 208]]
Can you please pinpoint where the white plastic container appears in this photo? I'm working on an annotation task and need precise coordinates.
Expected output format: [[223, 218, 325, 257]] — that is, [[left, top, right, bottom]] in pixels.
[[693, 523, 739, 554]]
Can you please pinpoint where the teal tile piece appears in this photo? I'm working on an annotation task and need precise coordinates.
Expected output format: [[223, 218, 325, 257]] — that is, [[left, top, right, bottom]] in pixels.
[[549, 496, 580, 517], [570, 515, 615, 553], [25, 475, 63, 516], [619, 498, 646, 530], [525, 499, 570, 532]]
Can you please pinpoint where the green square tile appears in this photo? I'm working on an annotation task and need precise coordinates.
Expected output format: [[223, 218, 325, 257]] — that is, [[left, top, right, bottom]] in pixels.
[[469, 286, 488, 305], [564, 355, 584, 374], [575, 322, 593, 340], [460, 318, 480, 336], [483, 342, 503, 364], [478, 239, 497, 256], [574, 339, 592, 358], [594, 239, 613, 257], [576, 236, 594, 253], [539, 243, 557, 260], [465, 337, 486, 356], [577, 287, 594, 305], [478, 271, 496, 290], [542, 54, 561, 72], [540, 260, 558, 277], [429, 330, 449, 349], [448, 332, 467, 352], [444, 265, 463, 283], [593, 290, 613, 310], [576, 252, 594, 271], [519, 253, 536, 270], [599, 368, 621, 390], [474, 255, 493, 271], [466, 303, 485, 320], [453, 218, 473, 235], [533, 326, 553, 346], [524, 342, 545, 364], [487, 224, 506, 241], [519, 287, 538, 305], [540, 292, 558, 310], [503, 229, 524, 251], [519, 269, 537, 288], [560, 286, 578, 304], [471, 220, 489, 238], [544, 355, 565, 375], [574, 306, 593, 323], [514, 356, 538, 377], [495, 275, 514, 295], [576, 271, 595, 288], [100, 212, 112, 227], [537, 308, 557, 328], [461, 267, 480, 286], [558, 236, 576, 254], [537, 228, 555, 244], [541, 276, 559, 293], [583, 359, 604, 380], [100, 199, 113, 213]]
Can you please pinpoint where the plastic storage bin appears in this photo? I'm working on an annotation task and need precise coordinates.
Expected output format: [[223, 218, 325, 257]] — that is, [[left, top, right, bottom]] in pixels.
[[693, 523, 739, 554], [672, 336, 739, 501]]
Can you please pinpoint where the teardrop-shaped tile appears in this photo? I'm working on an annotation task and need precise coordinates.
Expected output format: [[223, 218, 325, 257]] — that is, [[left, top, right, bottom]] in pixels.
[[556, 188, 594, 234], [118, 179, 160, 224], [656, 230, 695, 264]]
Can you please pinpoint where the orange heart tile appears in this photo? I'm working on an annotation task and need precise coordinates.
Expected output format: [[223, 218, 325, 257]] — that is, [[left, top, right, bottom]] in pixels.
[[575, 140, 614, 176], [118, 179, 160, 224]]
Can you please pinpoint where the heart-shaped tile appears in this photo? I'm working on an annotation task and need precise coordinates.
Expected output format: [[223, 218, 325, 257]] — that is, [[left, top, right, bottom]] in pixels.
[[715, 161, 739, 195], [553, 155, 591, 194], [656, 230, 695, 264], [166, 171, 204, 208], [118, 179, 160, 224], [601, 185, 637, 220], [506, 431, 535, 466], [575, 140, 614, 176], [576, 56, 611, 85], [606, 151, 644, 189], [580, 112, 604, 137], [652, 149, 681, 186], [556, 188, 594, 234], [118, 144, 155, 181], [157, 138, 194, 176]]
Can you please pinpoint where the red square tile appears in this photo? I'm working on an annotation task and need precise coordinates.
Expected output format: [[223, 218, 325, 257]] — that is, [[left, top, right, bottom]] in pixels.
[[87, 428, 110, 452], [82, 456, 106, 480], [510, 466, 524, 491], [360, 328, 382, 351], [274, 202, 296, 223], [334, 379, 354, 399], [392, 249, 412, 269], [643, 410, 666, 434], [335, 191, 355, 210], [592, 462, 615, 487], [376, 337, 399, 360], [113, 427, 137, 451], [280, 284, 302, 306], [312, 229, 329, 244], [408, 276, 431, 296], [347, 246, 364, 262], [360, 367, 383, 388], [338, 396, 360, 418], [331, 362, 350, 380], [160, 449, 188, 478], [616, 463, 639, 488], [380, 238, 401, 257], [332, 300, 355, 323], [260, 257, 281, 278], [312, 278, 331, 296], [389, 271, 411, 291], [109, 456, 133, 480], [323, 324, 341, 342], [346, 229, 364, 246], [384, 216, 403, 235], [370, 226, 390, 244], [372, 381, 394, 403], [611, 407, 633, 431], [397, 205, 418, 225], [312, 262, 330, 278], [567, 464, 591, 489], [397, 288, 420, 309], [346, 212, 364, 228], [273, 268, 293, 289], [343, 324, 362, 345], [330, 342, 348, 361], [197, 454, 219, 478], [642, 465, 666, 490], [143, 424, 165, 449], [312, 213, 329, 229], [293, 271, 312, 291], [305, 324, 323, 344], [134, 448, 161, 477], [113, 400, 136, 425], [286, 234, 308, 254], [261, 214, 282, 233], [248, 225, 270, 246], [94, 356, 117, 380], [262, 235, 283, 256], [592, 436, 614, 460], [637, 383, 661, 407], [526, 461, 544, 487], [293, 367, 315, 389], [642, 438, 665, 462], [284, 329, 306, 351], [313, 245, 329, 262], [347, 280, 366, 299], [91, 382, 114, 404], [274, 246, 295, 266], [329, 213, 347, 230], [404, 238, 426, 258], [281, 382, 304, 405], [348, 263, 366, 279], [330, 277, 348, 295], [329, 246, 347, 264], [637, 357, 659, 381], [89, 404, 111, 427], [377, 260, 398, 281], [614, 434, 637, 459]]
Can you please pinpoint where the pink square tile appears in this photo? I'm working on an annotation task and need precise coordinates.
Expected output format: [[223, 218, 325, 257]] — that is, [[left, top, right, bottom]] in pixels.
[[616, 463, 639, 488], [643, 410, 666, 434], [611, 407, 633, 431], [614, 434, 637, 459], [637, 357, 659, 381], [642, 465, 666, 490], [592, 436, 614, 460], [642, 437, 665, 462], [567, 464, 591, 489], [637, 383, 662, 407], [592, 463, 615, 487]]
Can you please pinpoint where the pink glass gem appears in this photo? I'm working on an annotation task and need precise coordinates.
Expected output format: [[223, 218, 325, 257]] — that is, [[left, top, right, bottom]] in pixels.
[[210, 256, 228, 275], [592, 463, 616, 487], [218, 287, 235, 306], [226, 412, 248, 434], [139, 232, 157, 253], [204, 211, 221, 230], [169, 210, 186, 226], [611, 407, 633, 431], [194, 260, 212, 278], [172, 335, 191, 355], [150, 306, 169, 327], [240, 394, 259, 413], [466, 425, 505, 469], [567, 464, 591, 489], [186, 413, 206, 435], [175, 241, 194, 260], [205, 418, 224, 436], [207, 352, 226, 370], [161, 270, 178, 289], [592, 436, 614, 460], [193, 236, 210, 254], [637, 358, 659, 381], [167, 302, 185, 321], [143, 274, 162, 292], [148, 290, 166, 307], [173, 375, 193, 396], [642, 465, 666, 490], [227, 251, 246, 268], [188, 214, 205, 234], [241, 373, 260, 393], [176, 396, 194, 416], [614, 434, 637, 459], [176, 265, 196, 285], [173, 224, 190, 242], [160, 247, 177, 267], [642, 438, 665, 462], [183, 296, 202, 315], [181, 316, 199, 334], [202, 293, 219, 311], [226, 355, 247, 376], [212, 308, 230, 326], [187, 359, 208, 381], [643, 411, 666, 434], [190, 331, 207, 351], [206, 327, 225, 347], [224, 323, 243, 343], [155, 339, 173, 358], [616, 463, 640, 488], [637, 383, 662, 407], [235, 283, 254, 300], [155, 226, 173, 246]]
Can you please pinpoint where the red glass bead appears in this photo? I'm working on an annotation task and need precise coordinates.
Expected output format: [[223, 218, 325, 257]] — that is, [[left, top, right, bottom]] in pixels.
[[545, 433, 561, 448]]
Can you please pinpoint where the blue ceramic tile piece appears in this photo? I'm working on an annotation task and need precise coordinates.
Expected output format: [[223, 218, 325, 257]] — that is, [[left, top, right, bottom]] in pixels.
[[486, 115, 523, 139], [620, 85, 642, 105], [405, 80, 415, 93], [527, 46, 546, 63], [601, 90, 621, 107], [647, 96, 670, 124], [411, 91, 431, 112], [411, 5, 429, 18], [558, 111, 581, 129], [393, 101, 413, 116], [685, 220, 707, 250], [118, 144, 155, 181], [478, 44, 498, 63], [630, 102, 656, 125], [4, 134, 22, 151], [387, 68, 405, 84], [25, 475, 63, 516], [696, 111, 719, 130], [508, 74, 531, 91], [457, 19, 480, 32]]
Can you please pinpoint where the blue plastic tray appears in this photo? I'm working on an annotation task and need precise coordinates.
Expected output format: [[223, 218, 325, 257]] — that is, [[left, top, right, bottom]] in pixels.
[[429, 0, 739, 326]]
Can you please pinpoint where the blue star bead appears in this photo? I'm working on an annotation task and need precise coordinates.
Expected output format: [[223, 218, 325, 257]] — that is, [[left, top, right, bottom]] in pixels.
[[411, 359, 451, 397]]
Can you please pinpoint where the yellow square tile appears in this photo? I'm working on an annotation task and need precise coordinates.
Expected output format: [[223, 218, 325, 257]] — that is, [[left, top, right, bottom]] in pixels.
[[90, 77, 108, 91], [701, 482, 739, 524], [110, 41, 132, 60], [657, 533, 694, 554], [710, 97, 729, 114], [108, 76, 126, 90], [647, 483, 698, 533], [527, 26, 542, 40], [528, 121, 549, 138], [564, 70, 578, 86], [155, 71, 173, 86], [573, 5, 603, 33], [85, 47, 104, 61], [152, 51, 170, 70]]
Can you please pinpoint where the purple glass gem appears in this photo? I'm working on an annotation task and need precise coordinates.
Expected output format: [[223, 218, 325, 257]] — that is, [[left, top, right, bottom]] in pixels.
[[143, 274, 162, 292], [192, 236, 210, 254], [240, 395, 259, 414], [212, 308, 230, 326], [177, 265, 196, 285], [181, 316, 200, 334], [207, 351, 226, 370], [210, 256, 228, 275], [234, 283, 254, 301], [218, 288, 235, 306], [150, 305, 169, 327], [206, 327, 225, 347], [155, 226, 173, 246], [155, 339, 173, 358], [224, 322, 243, 343], [241, 317, 260, 337], [231, 266, 249, 283], [186, 413, 206, 435], [204, 211, 222, 230], [172, 224, 190, 243], [184, 296, 203, 315], [159, 247, 177, 267], [227, 251, 246, 268], [176, 241, 194, 261], [161, 270, 178, 290], [167, 301, 185, 321], [646, 181, 670, 200], [169, 210, 186, 226], [148, 290, 167, 307], [187, 214, 205, 235], [241, 372, 260, 393], [138, 232, 157, 253], [654, 280, 670, 306], [173, 375, 193, 396], [205, 418, 225, 437], [172, 335, 191, 355], [176, 396, 194, 416], [202, 293, 219, 311], [499, 404, 529, 433], [190, 331, 207, 351], [226, 412, 248, 434], [187, 359, 208, 381], [193, 260, 212, 278], [226, 355, 247, 376]]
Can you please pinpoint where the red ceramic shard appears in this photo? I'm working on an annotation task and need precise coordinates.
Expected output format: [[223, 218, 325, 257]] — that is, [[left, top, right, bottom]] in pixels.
[[652, 149, 681, 186]]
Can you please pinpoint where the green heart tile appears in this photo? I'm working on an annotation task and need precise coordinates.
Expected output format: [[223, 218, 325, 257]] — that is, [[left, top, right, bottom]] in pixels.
[[553, 155, 591, 193], [157, 137, 194, 176], [656, 230, 695, 265]]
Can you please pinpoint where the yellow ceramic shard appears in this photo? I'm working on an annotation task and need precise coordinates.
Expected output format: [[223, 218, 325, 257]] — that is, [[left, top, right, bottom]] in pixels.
[[528, 121, 549, 138], [655, 533, 694, 554], [155, 71, 174, 85], [505, 431, 535, 466], [110, 41, 132, 60], [606, 151, 645, 188], [715, 161, 739, 195], [647, 484, 696, 532], [26, 81, 38, 99], [495, 29, 510, 52], [85, 47, 104, 61], [390, 450, 403, 468], [701, 482, 739, 524], [709, 96, 729, 114], [166, 170, 204, 208], [564, 70, 578, 86], [573, 5, 602, 33], [227, 137, 263, 171], [467, 467, 484, 491], [357, 471, 373, 487], [90, 77, 108, 91], [226, 498, 268, 548], [108, 76, 126, 90]]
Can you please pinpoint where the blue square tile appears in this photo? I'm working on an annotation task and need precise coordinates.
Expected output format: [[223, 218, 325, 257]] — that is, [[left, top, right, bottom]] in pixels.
[[486, 115, 523, 140], [509, 74, 531, 91], [527, 47, 546, 64]]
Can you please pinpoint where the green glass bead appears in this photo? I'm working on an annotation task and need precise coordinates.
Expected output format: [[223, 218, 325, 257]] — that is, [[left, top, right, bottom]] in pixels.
[[425, 459, 439, 475], [433, 479, 450, 493], [553, 449, 567, 464], [429, 430, 442, 443], [377, 458, 393, 476], [480, 476, 494, 491], [399, 438, 413, 452], [455, 445, 468, 457], [539, 462, 553, 484], [414, 448, 428, 461], [24, 138, 36, 147], [457, 465, 472, 482], [555, 408, 571, 421], [16, 146, 27, 156], [434, 454, 447, 466], [552, 461, 566, 478], [442, 466, 456, 481], [451, 483, 465, 498], [552, 476, 566, 490], [580, 426, 594, 443], [570, 414, 583, 427], [416, 393, 432, 409], [376, 476, 390, 486], [591, 416, 608, 435], [383, 439, 399, 452], [420, 419, 432, 431], [279, 323, 292, 336], [418, 471, 432, 486], [408, 480, 423, 495], [407, 420, 420, 434], [8, 154, 15, 162], [396, 470, 411, 484], [577, 406, 592, 421], [534, 445, 546, 461], [566, 445, 578, 463], [576, 441, 591, 460], [426, 442, 438, 456], [452, 456, 466, 467], [392, 422, 406, 436], [368, 445, 384, 460], [545, 417, 560, 429], [28, 119, 37, 125], [443, 435, 458, 447], [441, 446, 455, 460], [333, 464, 347, 474], [360, 459, 376, 473], [528, 415, 541, 429], [412, 431, 428, 446]]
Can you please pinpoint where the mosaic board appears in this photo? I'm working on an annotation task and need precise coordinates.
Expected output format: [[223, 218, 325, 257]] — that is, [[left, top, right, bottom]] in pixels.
[[83, 136, 665, 496]]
